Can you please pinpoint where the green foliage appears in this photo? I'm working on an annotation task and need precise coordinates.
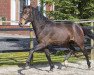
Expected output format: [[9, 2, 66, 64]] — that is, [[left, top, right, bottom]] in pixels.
[[2, 17, 6, 21], [2, 17, 6, 25], [46, 0, 94, 20]]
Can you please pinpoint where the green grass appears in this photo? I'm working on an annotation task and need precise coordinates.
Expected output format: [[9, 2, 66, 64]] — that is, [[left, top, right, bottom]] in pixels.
[[0, 52, 86, 66]]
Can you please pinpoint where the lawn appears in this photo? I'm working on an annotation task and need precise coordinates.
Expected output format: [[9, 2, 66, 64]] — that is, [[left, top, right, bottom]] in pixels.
[[0, 51, 87, 66]]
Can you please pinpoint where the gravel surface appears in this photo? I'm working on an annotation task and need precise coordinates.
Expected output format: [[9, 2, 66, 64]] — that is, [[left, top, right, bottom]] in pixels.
[[0, 60, 94, 75]]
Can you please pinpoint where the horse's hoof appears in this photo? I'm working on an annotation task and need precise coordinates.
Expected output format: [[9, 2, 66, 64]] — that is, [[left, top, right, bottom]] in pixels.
[[88, 68, 91, 70], [26, 62, 30, 66], [50, 65, 54, 71], [88, 62, 91, 69], [50, 68, 53, 71], [57, 66, 62, 69], [25, 62, 31, 69], [88, 66, 91, 70]]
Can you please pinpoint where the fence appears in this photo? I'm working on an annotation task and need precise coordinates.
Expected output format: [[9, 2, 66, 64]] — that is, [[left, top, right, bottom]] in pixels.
[[0, 28, 33, 53], [0, 20, 93, 53], [0, 21, 33, 53]]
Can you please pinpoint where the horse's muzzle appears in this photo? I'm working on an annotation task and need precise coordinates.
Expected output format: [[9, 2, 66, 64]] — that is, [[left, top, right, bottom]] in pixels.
[[19, 23, 23, 27]]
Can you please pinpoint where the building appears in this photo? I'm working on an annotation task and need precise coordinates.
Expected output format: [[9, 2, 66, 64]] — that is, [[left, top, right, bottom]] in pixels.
[[0, 0, 54, 25], [0, 0, 54, 35]]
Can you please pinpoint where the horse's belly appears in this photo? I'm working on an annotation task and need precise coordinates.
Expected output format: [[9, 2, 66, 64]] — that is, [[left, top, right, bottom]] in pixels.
[[50, 32, 70, 45]]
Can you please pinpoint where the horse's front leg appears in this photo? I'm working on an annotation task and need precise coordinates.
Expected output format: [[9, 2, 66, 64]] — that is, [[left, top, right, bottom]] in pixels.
[[26, 52, 33, 66], [26, 43, 47, 67], [44, 49, 54, 71]]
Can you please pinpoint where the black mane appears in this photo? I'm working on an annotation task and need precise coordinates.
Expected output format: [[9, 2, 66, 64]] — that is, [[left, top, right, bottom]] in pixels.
[[32, 7, 54, 25]]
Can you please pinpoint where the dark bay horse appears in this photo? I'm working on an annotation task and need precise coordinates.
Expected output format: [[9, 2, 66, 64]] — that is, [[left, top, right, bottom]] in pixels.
[[19, 6, 91, 70]]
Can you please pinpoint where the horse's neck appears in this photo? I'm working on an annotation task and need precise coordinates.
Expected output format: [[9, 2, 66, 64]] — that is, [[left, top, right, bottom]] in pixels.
[[31, 8, 48, 37]]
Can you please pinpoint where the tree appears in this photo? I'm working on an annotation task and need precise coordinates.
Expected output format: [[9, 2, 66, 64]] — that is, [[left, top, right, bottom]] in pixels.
[[40, 0, 54, 14], [77, 0, 94, 19], [46, 0, 94, 20]]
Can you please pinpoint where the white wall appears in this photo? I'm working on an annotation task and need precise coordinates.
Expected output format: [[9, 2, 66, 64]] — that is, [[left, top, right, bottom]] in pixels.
[[37, 0, 41, 11], [26, 0, 30, 5], [11, 0, 17, 25]]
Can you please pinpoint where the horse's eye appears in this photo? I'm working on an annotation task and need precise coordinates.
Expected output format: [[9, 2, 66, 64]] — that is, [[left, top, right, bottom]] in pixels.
[[26, 12, 29, 15]]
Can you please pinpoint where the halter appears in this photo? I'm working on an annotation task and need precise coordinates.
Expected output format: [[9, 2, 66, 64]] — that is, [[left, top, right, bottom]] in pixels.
[[21, 6, 33, 24]]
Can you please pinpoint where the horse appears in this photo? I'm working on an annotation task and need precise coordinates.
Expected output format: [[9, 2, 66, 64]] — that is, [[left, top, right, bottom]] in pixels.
[[19, 6, 91, 70]]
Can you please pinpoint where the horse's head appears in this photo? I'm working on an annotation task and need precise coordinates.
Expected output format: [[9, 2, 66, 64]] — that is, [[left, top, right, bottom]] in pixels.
[[19, 6, 32, 27]]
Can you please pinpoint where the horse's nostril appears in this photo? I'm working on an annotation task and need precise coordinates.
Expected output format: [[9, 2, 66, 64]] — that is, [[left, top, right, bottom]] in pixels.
[[19, 23, 23, 27]]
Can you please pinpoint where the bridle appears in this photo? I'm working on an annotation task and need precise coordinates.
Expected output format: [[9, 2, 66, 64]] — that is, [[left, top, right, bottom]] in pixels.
[[21, 7, 33, 24]]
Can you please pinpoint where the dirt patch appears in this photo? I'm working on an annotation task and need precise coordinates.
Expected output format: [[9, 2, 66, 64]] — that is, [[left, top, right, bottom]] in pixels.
[[0, 60, 94, 75]]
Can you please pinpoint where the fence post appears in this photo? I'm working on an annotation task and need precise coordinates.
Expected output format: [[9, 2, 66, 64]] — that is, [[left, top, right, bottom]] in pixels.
[[91, 21, 94, 60], [30, 24, 35, 62], [30, 24, 33, 49]]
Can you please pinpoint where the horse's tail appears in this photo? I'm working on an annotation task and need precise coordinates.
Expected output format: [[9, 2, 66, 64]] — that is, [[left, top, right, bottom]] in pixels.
[[82, 27, 94, 40]]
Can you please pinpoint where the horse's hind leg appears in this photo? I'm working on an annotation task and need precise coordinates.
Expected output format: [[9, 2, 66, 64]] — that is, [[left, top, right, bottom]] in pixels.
[[81, 47, 91, 68], [63, 44, 76, 62], [76, 42, 91, 68], [44, 49, 54, 70]]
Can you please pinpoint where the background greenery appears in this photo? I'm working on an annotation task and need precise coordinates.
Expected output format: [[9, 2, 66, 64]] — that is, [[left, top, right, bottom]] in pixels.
[[41, 0, 94, 20]]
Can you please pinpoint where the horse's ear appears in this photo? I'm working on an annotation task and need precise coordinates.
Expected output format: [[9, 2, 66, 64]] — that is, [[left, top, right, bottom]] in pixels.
[[23, 5, 26, 10]]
